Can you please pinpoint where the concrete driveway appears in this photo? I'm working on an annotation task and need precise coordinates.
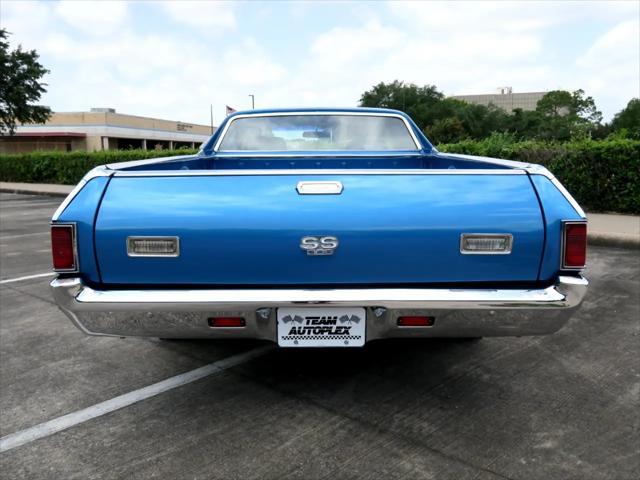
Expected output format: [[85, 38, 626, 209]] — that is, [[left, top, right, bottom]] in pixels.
[[1, 192, 638, 479]]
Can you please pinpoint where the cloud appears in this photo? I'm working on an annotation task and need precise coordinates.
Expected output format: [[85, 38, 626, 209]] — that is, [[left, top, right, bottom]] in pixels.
[[389, 0, 638, 33], [0, 1, 51, 46], [1, 0, 637, 124], [55, 1, 128, 36], [575, 20, 640, 115], [388, 1, 561, 33], [22, 26, 286, 124], [158, 1, 236, 29]]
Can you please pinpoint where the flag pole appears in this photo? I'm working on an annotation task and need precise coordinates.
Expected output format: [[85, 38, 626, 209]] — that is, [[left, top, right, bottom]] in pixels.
[[210, 104, 214, 134]]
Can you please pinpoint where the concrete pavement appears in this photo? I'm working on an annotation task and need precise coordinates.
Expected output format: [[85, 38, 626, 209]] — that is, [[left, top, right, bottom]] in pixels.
[[1, 192, 639, 479]]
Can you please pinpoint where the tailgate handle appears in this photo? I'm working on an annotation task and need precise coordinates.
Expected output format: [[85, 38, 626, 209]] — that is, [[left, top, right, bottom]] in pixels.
[[296, 181, 343, 195]]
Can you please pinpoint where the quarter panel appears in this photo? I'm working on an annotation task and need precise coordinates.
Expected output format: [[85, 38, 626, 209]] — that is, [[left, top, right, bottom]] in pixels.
[[55, 177, 110, 283], [531, 174, 585, 281]]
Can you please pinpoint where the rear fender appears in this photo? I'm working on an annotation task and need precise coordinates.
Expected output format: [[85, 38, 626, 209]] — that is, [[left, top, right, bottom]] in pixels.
[[53, 175, 111, 284], [530, 173, 586, 281]]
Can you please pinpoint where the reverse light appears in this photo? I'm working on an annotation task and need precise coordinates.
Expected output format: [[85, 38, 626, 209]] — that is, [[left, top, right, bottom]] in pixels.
[[51, 224, 77, 272], [460, 234, 513, 254], [397, 316, 435, 327], [208, 317, 246, 328], [127, 237, 179, 257], [562, 221, 587, 269]]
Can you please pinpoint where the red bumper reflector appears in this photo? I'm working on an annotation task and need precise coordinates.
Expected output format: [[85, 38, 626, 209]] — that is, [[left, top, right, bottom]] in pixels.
[[397, 316, 435, 327], [563, 222, 587, 268], [208, 317, 245, 328], [51, 225, 76, 271]]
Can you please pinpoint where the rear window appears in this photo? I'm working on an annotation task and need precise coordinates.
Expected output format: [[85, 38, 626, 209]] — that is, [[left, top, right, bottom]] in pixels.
[[217, 114, 418, 152]]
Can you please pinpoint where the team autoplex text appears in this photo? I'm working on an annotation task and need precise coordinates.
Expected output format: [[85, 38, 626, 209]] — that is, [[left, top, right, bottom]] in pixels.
[[286, 315, 357, 336]]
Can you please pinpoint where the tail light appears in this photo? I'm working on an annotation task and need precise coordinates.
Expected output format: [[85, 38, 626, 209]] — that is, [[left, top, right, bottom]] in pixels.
[[397, 316, 435, 327], [562, 221, 587, 270], [208, 317, 245, 328], [51, 224, 77, 272]]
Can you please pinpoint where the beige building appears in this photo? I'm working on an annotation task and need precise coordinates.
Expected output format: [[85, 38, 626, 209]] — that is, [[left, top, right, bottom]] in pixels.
[[0, 108, 214, 154], [451, 87, 548, 113]]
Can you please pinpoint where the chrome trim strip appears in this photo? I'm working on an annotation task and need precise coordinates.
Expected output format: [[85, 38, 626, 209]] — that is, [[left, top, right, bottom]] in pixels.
[[51, 166, 113, 221], [213, 111, 423, 152], [459, 234, 513, 255], [59, 276, 586, 309], [296, 181, 343, 195], [212, 151, 423, 158], [111, 169, 527, 177], [126, 236, 180, 257], [541, 169, 586, 219], [560, 220, 588, 271], [438, 152, 530, 170], [106, 154, 198, 171], [50, 223, 79, 273]]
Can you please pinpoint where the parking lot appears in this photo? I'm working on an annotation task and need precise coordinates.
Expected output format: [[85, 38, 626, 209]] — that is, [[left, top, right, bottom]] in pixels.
[[0, 192, 638, 479]]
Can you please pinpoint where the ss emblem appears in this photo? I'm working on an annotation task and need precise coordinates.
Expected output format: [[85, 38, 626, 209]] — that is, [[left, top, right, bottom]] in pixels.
[[300, 236, 339, 256]]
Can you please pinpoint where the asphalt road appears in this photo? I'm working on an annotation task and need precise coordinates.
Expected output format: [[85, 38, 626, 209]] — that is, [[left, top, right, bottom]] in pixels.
[[0, 192, 638, 480]]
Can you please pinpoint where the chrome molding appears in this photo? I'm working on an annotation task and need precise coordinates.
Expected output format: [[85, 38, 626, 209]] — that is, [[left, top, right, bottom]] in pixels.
[[212, 151, 423, 158], [53, 276, 587, 309], [212, 111, 423, 152], [111, 168, 527, 177], [296, 181, 343, 195], [51, 276, 589, 340], [50, 222, 79, 273], [106, 154, 198, 171], [439, 152, 530, 170], [533, 167, 586, 219], [51, 166, 113, 221]]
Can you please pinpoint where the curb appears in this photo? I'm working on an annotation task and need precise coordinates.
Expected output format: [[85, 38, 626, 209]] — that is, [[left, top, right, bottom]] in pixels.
[[588, 233, 640, 250], [2, 186, 638, 250], [0, 187, 71, 198]]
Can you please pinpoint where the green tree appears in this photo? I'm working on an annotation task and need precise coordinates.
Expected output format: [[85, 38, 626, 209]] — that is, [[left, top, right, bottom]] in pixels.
[[359, 80, 444, 131], [507, 108, 542, 139], [0, 29, 51, 135], [425, 117, 466, 144], [535, 89, 602, 140], [359, 81, 511, 143], [610, 98, 640, 138]]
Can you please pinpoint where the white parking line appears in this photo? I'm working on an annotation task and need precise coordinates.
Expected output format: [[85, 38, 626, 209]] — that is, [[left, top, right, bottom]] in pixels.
[[0, 272, 55, 284], [0, 345, 273, 453]]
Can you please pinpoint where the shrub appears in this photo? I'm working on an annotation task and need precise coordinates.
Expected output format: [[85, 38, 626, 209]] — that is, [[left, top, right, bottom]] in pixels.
[[0, 149, 198, 185], [1, 141, 638, 213], [438, 134, 640, 214]]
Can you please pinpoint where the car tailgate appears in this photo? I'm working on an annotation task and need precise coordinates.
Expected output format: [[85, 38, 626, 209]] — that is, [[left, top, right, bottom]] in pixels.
[[94, 173, 543, 285]]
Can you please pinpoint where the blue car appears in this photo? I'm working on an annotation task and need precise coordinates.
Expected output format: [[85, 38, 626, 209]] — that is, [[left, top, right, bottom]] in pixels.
[[50, 108, 588, 347]]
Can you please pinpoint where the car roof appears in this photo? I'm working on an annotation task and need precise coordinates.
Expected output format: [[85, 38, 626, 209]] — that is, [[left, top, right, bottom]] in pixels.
[[226, 107, 407, 117]]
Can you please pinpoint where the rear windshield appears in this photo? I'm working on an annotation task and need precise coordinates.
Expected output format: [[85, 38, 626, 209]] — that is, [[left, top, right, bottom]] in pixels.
[[217, 114, 418, 151]]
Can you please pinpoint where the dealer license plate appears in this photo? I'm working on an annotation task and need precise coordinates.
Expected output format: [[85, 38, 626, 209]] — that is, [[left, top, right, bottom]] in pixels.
[[277, 307, 366, 347]]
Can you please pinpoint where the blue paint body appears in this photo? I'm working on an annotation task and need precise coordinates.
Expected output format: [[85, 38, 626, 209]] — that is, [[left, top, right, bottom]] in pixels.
[[56, 176, 109, 283], [95, 174, 544, 285], [53, 108, 585, 287], [530, 174, 583, 281]]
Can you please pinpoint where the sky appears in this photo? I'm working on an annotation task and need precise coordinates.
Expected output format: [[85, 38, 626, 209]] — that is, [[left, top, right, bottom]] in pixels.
[[1, 0, 639, 126]]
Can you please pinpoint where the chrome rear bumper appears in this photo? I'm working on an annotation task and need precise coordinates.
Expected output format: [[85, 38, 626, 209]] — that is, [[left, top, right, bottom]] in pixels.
[[51, 276, 588, 341]]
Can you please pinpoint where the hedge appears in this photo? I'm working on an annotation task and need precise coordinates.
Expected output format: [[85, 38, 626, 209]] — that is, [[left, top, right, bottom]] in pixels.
[[438, 136, 640, 214], [0, 149, 198, 185], [0, 139, 638, 213]]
